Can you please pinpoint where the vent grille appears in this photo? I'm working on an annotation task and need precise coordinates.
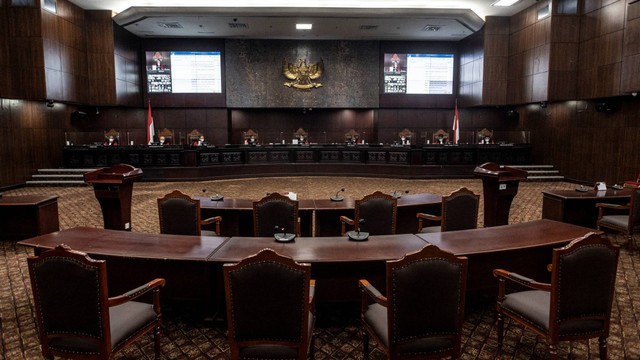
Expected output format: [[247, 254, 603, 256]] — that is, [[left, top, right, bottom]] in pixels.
[[359, 25, 378, 30], [229, 23, 249, 29], [157, 22, 183, 29]]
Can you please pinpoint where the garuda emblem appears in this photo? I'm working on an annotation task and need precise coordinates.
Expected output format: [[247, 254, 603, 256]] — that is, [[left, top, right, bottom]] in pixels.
[[283, 58, 324, 90]]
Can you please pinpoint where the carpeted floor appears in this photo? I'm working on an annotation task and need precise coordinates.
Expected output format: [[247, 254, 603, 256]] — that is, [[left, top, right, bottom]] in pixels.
[[1, 177, 639, 359]]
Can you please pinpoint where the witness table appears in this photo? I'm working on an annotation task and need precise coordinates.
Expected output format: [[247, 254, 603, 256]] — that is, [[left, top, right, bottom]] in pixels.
[[0, 195, 59, 240], [542, 188, 631, 229]]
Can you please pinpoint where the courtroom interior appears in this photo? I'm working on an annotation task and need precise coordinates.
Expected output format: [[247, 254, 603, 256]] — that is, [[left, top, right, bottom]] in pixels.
[[1, 0, 640, 358]]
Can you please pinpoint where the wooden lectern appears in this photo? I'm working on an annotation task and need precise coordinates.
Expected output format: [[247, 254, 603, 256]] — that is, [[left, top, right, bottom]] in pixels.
[[473, 162, 527, 227], [84, 164, 143, 231]]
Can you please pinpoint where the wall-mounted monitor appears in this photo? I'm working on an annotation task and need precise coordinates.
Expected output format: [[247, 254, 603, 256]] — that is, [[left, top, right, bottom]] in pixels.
[[146, 51, 222, 94], [383, 53, 454, 95]]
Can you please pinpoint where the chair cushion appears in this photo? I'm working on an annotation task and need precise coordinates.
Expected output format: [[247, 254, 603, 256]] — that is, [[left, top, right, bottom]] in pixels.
[[502, 290, 550, 330], [202, 229, 217, 237], [599, 215, 630, 229], [363, 303, 390, 348], [420, 226, 441, 233], [110, 301, 158, 349]]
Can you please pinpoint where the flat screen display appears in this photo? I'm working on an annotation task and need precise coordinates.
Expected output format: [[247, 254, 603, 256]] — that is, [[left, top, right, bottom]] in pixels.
[[146, 51, 222, 93], [383, 53, 454, 95]]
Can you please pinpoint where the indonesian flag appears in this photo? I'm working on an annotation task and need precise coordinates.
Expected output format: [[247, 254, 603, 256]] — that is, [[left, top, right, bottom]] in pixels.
[[452, 99, 459, 145], [146, 99, 155, 145]]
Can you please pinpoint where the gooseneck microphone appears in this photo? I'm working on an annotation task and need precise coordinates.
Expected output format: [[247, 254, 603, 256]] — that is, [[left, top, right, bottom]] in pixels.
[[204, 188, 223, 201], [330, 188, 345, 201], [347, 218, 369, 241], [274, 225, 295, 242], [391, 190, 409, 199]]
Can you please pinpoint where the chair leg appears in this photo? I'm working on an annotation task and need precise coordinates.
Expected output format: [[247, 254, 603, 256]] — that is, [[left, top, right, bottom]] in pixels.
[[496, 311, 504, 346], [599, 335, 608, 360], [154, 324, 161, 359], [628, 234, 636, 254], [548, 342, 559, 360], [363, 329, 370, 360]]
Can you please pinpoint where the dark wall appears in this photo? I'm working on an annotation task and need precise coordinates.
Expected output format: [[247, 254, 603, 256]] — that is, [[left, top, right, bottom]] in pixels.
[[226, 40, 379, 108]]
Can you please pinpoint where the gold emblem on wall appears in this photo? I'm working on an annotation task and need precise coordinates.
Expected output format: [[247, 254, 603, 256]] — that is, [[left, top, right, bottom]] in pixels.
[[282, 59, 324, 90]]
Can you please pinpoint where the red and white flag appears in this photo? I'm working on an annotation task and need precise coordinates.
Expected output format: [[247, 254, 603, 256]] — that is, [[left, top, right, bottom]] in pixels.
[[452, 99, 459, 144], [146, 99, 155, 145]]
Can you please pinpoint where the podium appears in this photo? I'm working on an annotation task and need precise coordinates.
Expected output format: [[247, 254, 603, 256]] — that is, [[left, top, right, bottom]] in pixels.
[[474, 162, 527, 227], [84, 164, 143, 231]]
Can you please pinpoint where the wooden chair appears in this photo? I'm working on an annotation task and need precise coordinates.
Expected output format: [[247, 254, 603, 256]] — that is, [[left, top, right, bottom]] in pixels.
[[157, 128, 175, 144], [432, 129, 449, 144], [27, 244, 165, 360], [253, 192, 300, 236], [360, 244, 468, 359], [157, 190, 221, 236], [187, 129, 204, 144], [493, 232, 619, 360], [103, 128, 120, 145], [223, 248, 315, 360], [243, 128, 259, 144], [477, 128, 494, 144], [596, 185, 640, 252], [398, 128, 413, 144], [345, 129, 360, 143], [340, 191, 397, 235], [293, 127, 308, 142], [417, 187, 480, 233]]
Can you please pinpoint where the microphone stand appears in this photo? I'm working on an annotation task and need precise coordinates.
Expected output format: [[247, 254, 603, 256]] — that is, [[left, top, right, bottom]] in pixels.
[[330, 188, 345, 201]]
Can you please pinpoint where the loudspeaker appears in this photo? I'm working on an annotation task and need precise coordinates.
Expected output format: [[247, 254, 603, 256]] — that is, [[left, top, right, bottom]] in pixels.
[[595, 102, 617, 113]]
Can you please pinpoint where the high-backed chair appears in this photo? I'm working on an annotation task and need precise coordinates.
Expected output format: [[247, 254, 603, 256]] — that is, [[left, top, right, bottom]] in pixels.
[[253, 192, 300, 236], [243, 128, 259, 144], [293, 127, 308, 143], [340, 191, 397, 235], [27, 244, 165, 360], [493, 232, 619, 360], [596, 185, 640, 252], [477, 127, 494, 144], [158, 190, 221, 236], [345, 129, 360, 144], [187, 129, 204, 144], [417, 187, 480, 233], [157, 128, 175, 144], [432, 129, 449, 144], [103, 128, 120, 145], [360, 245, 468, 359], [398, 128, 413, 144], [223, 248, 315, 360]]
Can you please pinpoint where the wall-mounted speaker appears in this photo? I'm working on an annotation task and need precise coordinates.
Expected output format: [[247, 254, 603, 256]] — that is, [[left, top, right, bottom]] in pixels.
[[595, 102, 617, 113]]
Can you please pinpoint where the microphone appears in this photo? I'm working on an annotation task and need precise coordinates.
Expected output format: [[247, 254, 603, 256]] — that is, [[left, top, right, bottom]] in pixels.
[[347, 218, 369, 241], [203, 188, 223, 201], [274, 225, 295, 242], [330, 188, 345, 201], [391, 190, 409, 199]]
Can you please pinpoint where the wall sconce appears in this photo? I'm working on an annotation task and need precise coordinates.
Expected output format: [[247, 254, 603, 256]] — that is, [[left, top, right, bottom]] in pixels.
[[46, 99, 54, 108]]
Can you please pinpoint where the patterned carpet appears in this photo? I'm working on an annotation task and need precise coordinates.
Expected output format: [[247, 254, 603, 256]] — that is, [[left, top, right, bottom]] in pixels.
[[1, 177, 639, 359]]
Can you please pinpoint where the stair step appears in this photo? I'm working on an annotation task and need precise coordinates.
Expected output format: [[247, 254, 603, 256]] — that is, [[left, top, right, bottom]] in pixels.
[[527, 175, 565, 181], [26, 180, 86, 185], [509, 164, 555, 169], [527, 170, 560, 175], [32, 174, 85, 179], [37, 168, 94, 173]]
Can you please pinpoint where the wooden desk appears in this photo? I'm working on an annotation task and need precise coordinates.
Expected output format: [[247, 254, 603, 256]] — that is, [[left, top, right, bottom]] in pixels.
[[416, 219, 598, 294], [18, 227, 228, 312], [0, 195, 59, 240], [542, 189, 631, 229]]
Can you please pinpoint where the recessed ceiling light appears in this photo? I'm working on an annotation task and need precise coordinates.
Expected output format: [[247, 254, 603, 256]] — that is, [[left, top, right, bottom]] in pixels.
[[492, 0, 521, 6], [296, 23, 312, 30]]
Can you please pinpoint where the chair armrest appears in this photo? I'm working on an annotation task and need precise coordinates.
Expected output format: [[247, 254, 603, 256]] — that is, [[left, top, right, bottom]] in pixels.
[[340, 216, 355, 235], [309, 279, 316, 313], [493, 269, 550, 291], [416, 213, 441, 221], [595, 202, 629, 210], [201, 216, 222, 235], [359, 279, 387, 306], [109, 278, 166, 307]]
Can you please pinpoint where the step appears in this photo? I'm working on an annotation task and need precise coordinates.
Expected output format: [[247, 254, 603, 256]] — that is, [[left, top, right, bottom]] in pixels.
[[26, 180, 86, 185], [526, 170, 560, 175], [32, 174, 85, 179], [509, 164, 555, 169], [526, 175, 565, 181], [37, 168, 95, 173]]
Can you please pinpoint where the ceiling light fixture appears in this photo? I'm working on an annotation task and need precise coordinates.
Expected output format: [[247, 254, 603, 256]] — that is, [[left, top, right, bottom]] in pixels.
[[492, 0, 521, 6], [296, 23, 312, 30]]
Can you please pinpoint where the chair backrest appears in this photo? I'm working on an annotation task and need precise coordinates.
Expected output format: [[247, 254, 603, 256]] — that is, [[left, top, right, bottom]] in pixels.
[[27, 244, 111, 357], [104, 128, 120, 141], [441, 187, 480, 231], [157, 128, 175, 143], [398, 128, 413, 142], [157, 190, 201, 235], [550, 233, 619, 338], [187, 129, 203, 143], [433, 129, 449, 143], [355, 191, 397, 235], [345, 129, 360, 142], [253, 192, 299, 236], [386, 245, 467, 356], [243, 128, 259, 141], [478, 128, 494, 143], [223, 248, 312, 359]]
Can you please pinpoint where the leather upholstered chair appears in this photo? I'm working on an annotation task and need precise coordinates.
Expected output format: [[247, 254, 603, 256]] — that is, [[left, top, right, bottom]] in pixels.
[[596, 185, 640, 252], [493, 232, 619, 360], [253, 192, 300, 236], [340, 191, 397, 236], [158, 190, 221, 236], [223, 248, 315, 360], [27, 244, 165, 360], [359, 244, 468, 360], [417, 187, 480, 233]]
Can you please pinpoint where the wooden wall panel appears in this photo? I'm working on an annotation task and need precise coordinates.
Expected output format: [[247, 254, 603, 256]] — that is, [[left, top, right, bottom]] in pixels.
[[86, 11, 117, 105], [621, 0, 640, 92]]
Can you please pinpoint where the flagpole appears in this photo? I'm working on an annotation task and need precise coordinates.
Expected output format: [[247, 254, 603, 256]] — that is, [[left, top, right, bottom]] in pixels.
[[453, 98, 460, 145]]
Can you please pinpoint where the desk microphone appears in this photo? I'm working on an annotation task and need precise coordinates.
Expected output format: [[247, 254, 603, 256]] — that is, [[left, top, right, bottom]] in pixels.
[[274, 225, 295, 242], [391, 190, 409, 199], [330, 188, 345, 201], [347, 219, 369, 241], [203, 188, 223, 201]]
